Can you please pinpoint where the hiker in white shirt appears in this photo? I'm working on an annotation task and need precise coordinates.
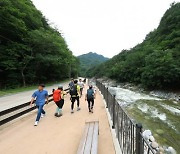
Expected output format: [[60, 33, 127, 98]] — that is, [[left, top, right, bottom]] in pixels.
[[78, 79, 84, 97]]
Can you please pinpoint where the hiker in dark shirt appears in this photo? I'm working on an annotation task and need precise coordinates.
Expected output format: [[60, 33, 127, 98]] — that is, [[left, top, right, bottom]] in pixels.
[[69, 78, 74, 88], [85, 85, 96, 113], [70, 80, 81, 113]]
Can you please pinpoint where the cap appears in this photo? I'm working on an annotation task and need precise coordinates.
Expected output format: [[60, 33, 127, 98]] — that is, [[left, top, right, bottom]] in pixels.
[[58, 85, 63, 89]]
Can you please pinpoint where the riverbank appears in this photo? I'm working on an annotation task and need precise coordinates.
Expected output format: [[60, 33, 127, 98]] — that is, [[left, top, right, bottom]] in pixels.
[[97, 78, 180, 153], [98, 77, 180, 101]]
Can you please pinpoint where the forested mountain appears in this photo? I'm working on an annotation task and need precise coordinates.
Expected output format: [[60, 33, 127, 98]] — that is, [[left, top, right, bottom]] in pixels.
[[78, 52, 108, 77], [0, 0, 79, 88], [87, 3, 180, 89]]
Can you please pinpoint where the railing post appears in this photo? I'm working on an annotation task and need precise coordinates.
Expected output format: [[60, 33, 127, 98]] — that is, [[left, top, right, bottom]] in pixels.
[[100, 82, 102, 91], [103, 84, 105, 96], [136, 123, 143, 154], [116, 105, 119, 140], [102, 85, 104, 98], [99, 82, 101, 90], [112, 94, 116, 129], [106, 87, 109, 108]]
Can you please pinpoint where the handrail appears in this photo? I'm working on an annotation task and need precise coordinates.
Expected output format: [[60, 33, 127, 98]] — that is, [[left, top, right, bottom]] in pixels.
[[0, 88, 69, 126], [96, 80, 156, 154], [0, 101, 32, 117]]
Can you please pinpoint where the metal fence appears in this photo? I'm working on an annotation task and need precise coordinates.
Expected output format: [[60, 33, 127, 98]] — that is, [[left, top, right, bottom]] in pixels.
[[96, 80, 156, 154], [0, 88, 69, 126]]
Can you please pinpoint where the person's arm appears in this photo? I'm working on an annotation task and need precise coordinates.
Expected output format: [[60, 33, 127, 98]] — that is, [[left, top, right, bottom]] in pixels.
[[46, 96, 49, 104], [30, 92, 36, 107], [77, 86, 81, 96], [93, 90, 96, 99], [30, 97, 35, 107], [61, 92, 63, 98], [45, 91, 49, 104], [85, 94, 87, 101]]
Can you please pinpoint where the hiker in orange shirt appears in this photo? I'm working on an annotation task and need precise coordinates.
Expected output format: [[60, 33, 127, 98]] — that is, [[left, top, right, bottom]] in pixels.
[[53, 85, 66, 117]]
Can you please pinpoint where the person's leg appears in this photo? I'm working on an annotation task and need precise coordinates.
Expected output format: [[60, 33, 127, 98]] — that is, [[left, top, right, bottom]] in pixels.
[[41, 107, 45, 115], [87, 100, 91, 112], [36, 105, 44, 122], [55, 102, 60, 116], [80, 88, 83, 96], [91, 99, 94, 113], [91, 99, 94, 109], [56, 107, 60, 113], [71, 97, 75, 112], [59, 99, 64, 109], [58, 99, 64, 116], [77, 96, 80, 107], [76, 96, 81, 111]]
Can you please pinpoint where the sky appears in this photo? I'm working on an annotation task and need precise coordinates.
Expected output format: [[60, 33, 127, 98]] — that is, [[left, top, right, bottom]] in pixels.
[[32, 0, 178, 58]]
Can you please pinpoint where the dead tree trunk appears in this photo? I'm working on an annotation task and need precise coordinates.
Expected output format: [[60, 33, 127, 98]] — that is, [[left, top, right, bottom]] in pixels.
[[21, 69, 26, 87]]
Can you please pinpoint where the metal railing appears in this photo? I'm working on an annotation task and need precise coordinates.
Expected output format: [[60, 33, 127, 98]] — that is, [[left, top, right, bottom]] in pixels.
[[96, 80, 156, 154], [0, 88, 69, 126]]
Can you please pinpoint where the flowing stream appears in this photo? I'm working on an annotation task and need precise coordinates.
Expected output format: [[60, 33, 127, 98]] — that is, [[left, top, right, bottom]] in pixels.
[[102, 81, 180, 153]]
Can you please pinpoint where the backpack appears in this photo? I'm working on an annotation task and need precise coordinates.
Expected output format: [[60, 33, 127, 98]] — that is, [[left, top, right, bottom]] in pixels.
[[87, 89, 94, 99], [69, 82, 74, 88], [53, 89, 61, 102], [70, 85, 78, 96]]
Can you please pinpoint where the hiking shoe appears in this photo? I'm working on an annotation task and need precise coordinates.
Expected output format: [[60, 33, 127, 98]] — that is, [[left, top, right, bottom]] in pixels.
[[34, 121, 38, 126], [41, 113, 45, 118], [57, 113, 62, 117], [71, 110, 74, 114], [54, 113, 58, 117], [77, 107, 81, 111]]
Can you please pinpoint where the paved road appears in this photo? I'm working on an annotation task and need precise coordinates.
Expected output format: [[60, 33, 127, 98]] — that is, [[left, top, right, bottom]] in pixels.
[[0, 82, 69, 111], [0, 85, 116, 154]]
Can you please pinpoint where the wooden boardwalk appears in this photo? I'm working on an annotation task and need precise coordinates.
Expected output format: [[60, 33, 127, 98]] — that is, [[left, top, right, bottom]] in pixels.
[[0, 85, 115, 154]]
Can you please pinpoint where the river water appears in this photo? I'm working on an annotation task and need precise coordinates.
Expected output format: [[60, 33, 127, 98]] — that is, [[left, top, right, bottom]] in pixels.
[[101, 81, 180, 153]]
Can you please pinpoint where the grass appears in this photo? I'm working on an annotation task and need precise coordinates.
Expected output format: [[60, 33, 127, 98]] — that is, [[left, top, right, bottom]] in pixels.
[[0, 79, 69, 97]]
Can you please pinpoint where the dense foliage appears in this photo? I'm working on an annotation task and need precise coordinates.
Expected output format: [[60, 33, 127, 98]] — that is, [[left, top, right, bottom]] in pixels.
[[88, 3, 180, 89], [78, 52, 108, 77], [0, 0, 79, 88]]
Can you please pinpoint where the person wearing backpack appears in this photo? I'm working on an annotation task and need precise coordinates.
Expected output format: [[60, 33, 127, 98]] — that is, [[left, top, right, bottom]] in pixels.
[[69, 78, 74, 89], [53, 85, 66, 117], [70, 80, 81, 113], [85, 85, 95, 113]]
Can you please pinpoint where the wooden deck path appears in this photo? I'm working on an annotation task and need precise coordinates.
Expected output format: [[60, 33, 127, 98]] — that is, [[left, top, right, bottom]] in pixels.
[[0, 85, 115, 154]]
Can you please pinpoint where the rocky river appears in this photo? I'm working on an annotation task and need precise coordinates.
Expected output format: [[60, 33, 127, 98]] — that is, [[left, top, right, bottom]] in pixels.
[[97, 79, 180, 153]]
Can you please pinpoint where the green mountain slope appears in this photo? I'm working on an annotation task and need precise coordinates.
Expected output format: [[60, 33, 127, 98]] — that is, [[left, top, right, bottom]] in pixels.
[[0, 0, 79, 88], [78, 52, 109, 77], [88, 3, 180, 89]]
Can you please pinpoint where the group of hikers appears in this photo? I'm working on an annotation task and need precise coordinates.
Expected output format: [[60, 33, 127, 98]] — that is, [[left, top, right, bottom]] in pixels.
[[30, 78, 96, 126]]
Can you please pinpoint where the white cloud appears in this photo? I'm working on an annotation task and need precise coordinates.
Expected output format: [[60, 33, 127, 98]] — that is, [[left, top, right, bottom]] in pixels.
[[31, 0, 178, 58]]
